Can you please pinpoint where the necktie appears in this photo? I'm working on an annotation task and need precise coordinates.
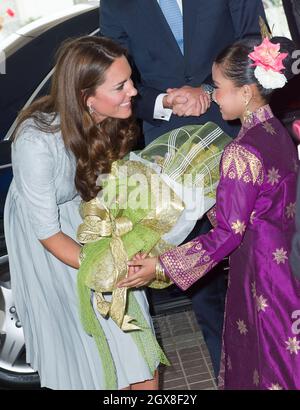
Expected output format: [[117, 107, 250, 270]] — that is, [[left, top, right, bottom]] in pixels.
[[159, 0, 184, 54]]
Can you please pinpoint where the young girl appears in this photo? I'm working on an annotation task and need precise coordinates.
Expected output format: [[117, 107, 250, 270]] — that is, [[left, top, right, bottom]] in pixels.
[[120, 36, 300, 389], [4, 36, 167, 390]]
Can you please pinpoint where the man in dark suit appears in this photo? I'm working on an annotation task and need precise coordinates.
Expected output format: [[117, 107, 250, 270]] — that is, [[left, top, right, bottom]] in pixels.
[[283, 0, 300, 46], [100, 0, 265, 143], [100, 0, 266, 378]]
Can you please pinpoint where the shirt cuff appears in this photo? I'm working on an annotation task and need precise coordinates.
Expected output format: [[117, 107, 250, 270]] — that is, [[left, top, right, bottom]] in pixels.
[[153, 93, 172, 121]]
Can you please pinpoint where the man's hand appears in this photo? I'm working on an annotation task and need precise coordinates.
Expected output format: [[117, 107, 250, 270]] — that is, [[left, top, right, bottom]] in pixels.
[[162, 93, 188, 110], [165, 86, 211, 117]]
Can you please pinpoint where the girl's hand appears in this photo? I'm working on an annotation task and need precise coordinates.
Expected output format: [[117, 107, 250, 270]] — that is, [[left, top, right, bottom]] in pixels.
[[128, 252, 147, 275], [118, 257, 158, 288]]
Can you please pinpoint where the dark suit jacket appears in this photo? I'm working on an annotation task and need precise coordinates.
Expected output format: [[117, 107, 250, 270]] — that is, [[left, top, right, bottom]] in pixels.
[[100, 0, 266, 143]]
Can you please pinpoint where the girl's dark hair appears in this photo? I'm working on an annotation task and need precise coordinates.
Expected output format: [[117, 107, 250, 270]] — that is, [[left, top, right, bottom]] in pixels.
[[215, 36, 296, 101], [13, 36, 139, 201]]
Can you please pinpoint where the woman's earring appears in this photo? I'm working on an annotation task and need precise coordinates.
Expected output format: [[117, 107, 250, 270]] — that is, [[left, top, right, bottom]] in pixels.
[[88, 104, 94, 115], [243, 101, 252, 123]]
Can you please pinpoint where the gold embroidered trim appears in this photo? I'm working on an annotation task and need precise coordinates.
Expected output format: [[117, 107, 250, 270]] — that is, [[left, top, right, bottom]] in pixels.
[[160, 241, 216, 290], [222, 143, 264, 186], [207, 205, 217, 228]]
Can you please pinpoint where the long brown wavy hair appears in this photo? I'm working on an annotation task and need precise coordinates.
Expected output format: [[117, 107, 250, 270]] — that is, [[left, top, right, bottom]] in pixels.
[[13, 36, 139, 201]]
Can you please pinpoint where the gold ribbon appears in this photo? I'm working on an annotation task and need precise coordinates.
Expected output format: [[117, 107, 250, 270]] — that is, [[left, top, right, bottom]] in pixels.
[[78, 199, 139, 331]]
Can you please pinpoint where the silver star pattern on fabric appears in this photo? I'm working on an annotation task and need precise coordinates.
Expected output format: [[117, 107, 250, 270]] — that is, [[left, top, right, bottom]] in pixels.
[[231, 220, 246, 235], [263, 121, 276, 135], [227, 356, 232, 370], [256, 295, 269, 312], [285, 337, 300, 355], [267, 167, 281, 186], [251, 281, 257, 298], [285, 202, 296, 219], [272, 248, 288, 265], [253, 369, 259, 386], [237, 319, 248, 335], [293, 159, 299, 173], [268, 383, 283, 390]]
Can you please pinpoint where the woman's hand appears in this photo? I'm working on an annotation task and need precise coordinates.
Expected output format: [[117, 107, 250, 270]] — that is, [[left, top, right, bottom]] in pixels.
[[118, 256, 158, 288]]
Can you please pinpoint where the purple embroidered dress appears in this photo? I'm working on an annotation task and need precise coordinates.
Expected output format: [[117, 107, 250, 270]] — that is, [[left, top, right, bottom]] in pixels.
[[160, 105, 300, 390]]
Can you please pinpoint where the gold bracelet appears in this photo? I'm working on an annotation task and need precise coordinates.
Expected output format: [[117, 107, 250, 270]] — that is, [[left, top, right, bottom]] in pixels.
[[78, 246, 85, 267], [155, 261, 167, 282]]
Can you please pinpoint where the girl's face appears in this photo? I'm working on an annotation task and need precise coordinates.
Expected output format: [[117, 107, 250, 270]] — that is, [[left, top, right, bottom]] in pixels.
[[212, 63, 245, 122], [87, 55, 137, 123]]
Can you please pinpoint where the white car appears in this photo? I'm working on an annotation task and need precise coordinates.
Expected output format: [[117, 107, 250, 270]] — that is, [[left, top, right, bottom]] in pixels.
[[0, 4, 99, 388]]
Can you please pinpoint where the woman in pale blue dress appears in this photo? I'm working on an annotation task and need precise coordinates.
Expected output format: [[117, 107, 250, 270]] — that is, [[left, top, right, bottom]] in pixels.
[[4, 36, 167, 390]]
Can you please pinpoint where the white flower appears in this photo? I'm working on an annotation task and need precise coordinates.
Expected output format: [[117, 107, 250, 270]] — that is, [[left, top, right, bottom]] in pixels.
[[254, 66, 287, 90]]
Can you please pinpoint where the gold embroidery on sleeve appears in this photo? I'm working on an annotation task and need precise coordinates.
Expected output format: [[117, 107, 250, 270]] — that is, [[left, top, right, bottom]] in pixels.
[[161, 241, 216, 290], [222, 144, 264, 185]]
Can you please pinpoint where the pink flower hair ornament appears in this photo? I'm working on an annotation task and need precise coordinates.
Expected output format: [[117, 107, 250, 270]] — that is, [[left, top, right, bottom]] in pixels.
[[293, 120, 300, 142], [6, 8, 15, 17], [248, 38, 288, 90]]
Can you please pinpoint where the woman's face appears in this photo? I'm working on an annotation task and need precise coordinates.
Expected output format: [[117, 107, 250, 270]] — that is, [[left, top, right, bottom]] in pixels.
[[212, 63, 245, 122], [87, 55, 137, 123]]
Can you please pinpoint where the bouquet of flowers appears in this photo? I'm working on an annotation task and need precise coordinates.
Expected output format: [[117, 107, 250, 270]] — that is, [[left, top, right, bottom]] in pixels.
[[77, 122, 231, 334]]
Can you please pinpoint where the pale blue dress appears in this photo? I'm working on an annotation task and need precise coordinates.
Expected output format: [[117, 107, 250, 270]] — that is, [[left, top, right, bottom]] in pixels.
[[4, 119, 160, 390]]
